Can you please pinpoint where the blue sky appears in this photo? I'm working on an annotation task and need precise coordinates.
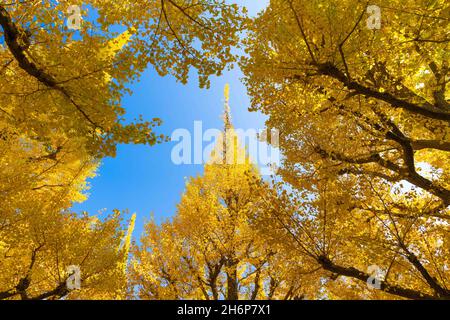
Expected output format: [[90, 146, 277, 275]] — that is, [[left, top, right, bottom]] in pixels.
[[71, 1, 270, 238]]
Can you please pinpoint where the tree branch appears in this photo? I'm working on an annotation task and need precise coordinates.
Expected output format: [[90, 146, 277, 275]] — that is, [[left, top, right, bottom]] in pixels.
[[317, 256, 444, 300], [0, 5, 100, 128], [313, 62, 450, 121]]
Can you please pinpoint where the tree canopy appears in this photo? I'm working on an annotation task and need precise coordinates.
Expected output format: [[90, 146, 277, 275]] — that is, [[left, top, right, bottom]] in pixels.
[[241, 0, 449, 299], [1, 0, 448, 300]]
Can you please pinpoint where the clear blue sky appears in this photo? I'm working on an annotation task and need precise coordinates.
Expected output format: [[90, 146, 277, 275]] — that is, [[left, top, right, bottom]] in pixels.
[[71, 1, 270, 238]]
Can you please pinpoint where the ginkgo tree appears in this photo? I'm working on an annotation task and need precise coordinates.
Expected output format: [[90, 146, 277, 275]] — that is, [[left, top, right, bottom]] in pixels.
[[252, 172, 450, 300], [0, 192, 137, 300], [0, 99, 137, 299], [0, 0, 245, 158], [242, 0, 450, 299], [2, 0, 449, 301], [0, 0, 245, 300], [130, 86, 305, 300]]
